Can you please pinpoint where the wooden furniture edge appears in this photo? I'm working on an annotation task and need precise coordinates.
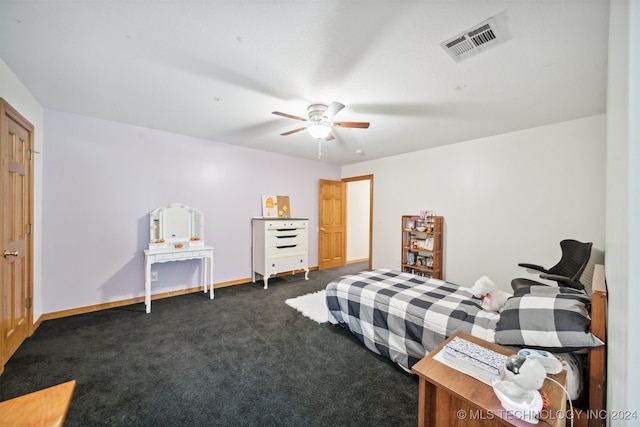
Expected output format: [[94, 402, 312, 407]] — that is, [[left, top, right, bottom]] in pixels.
[[587, 264, 607, 427], [0, 380, 76, 426], [412, 331, 567, 427]]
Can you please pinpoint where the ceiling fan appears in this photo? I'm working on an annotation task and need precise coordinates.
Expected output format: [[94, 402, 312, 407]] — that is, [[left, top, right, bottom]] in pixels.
[[272, 101, 370, 141]]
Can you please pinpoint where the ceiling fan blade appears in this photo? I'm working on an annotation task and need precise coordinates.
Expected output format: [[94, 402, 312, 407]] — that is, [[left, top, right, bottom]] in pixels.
[[323, 102, 345, 119], [272, 111, 308, 121], [334, 121, 370, 129], [281, 127, 307, 136]]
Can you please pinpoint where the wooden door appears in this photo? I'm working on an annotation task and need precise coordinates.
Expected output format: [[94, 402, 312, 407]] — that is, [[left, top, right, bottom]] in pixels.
[[318, 179, 346, 269], [1, 99, 34, 374]]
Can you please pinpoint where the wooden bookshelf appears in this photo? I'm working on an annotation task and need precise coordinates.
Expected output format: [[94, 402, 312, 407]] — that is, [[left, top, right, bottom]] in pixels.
[[401, 215, 443, 279]]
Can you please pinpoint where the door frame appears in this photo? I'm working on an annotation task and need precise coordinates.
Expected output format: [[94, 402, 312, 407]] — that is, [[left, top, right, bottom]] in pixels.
[[342, 174, 373, 271]]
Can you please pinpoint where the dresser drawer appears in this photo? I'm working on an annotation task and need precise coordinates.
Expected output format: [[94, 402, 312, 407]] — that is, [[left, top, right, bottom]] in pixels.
[[266, 227, 306, 236], [266, 233, 306, 247], [190, 250, 212, 258], [266, 255, 308, 273], [269, 244, 306, 257], [264, 220, 308, 230], [151, 253, 176, 261], [171, 251, 197, 260], [150, 249, 211, 262]]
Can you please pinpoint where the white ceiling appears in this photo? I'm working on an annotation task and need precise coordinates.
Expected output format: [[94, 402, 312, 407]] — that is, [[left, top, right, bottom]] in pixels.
[[0, 1, 609, 165]]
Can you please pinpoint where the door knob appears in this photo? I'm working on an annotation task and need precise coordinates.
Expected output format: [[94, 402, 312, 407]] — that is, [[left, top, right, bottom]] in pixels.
[[3, 250, 19, 258], [320, 227, 325, 231]]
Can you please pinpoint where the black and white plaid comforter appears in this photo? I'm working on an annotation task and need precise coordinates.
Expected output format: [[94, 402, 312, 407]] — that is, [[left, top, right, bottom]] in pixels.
[[325, 269, 500, 371]]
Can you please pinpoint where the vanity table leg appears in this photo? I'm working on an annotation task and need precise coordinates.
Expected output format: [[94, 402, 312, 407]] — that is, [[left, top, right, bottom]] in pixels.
[[304, 268, 309, 280], [144, 257, 152, 313], [209, 253, 214, 299], [201, 257, 207, 296]]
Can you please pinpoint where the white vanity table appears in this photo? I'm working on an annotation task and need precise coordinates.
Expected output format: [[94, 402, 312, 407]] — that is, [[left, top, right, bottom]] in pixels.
[[144, 203, 214, 313]]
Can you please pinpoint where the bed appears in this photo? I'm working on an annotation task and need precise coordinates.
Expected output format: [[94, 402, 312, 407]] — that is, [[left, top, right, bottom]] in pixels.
[[326, 266, 607, 417], [326, 269, 499, 370]]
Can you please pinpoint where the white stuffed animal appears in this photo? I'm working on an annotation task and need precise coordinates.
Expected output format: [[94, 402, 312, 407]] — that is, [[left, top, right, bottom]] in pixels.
[[469, 276, 512, 312]]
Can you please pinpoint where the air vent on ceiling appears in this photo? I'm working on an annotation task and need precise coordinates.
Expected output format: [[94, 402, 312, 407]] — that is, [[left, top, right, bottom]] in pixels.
[[440, 17, 506, 63]]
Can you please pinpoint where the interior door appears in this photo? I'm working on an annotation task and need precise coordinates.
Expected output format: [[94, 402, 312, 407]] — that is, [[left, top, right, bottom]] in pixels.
[[1, 99, 34, 374], [318, 179, 346, 269]]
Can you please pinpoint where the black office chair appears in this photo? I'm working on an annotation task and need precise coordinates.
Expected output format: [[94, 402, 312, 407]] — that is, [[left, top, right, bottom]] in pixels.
[[511, 239, 593, 292]]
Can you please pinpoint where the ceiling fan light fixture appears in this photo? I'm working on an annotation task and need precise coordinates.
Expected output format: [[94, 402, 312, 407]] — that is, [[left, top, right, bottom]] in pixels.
[[307, 123, 331, 139], [272, 101, 369, 143]]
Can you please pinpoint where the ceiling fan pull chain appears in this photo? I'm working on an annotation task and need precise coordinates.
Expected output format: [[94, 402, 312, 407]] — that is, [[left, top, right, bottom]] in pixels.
[[317, 139, 322, 159]]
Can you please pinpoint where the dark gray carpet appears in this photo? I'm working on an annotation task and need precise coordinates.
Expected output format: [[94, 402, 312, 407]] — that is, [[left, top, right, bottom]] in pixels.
[[0, 263, 418, 426]]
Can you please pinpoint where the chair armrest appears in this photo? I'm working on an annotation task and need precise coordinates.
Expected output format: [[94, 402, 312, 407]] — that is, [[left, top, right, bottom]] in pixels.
[[518, 263, 548, 273], [511, 278, 550, 292], [539, 273, 571, 282], [538, 274, 586, 290]]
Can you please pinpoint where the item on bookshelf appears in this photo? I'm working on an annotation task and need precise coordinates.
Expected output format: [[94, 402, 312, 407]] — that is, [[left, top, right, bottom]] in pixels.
[[419, 209, 432, 220], [405, 218, 414, 230], [425, 235, 434, 250], [407, 252, 415, 265], [492, 354, 547, 424]]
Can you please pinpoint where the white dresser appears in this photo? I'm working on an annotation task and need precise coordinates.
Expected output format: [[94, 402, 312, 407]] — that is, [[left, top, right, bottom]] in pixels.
[[252, 218, 309, 289]]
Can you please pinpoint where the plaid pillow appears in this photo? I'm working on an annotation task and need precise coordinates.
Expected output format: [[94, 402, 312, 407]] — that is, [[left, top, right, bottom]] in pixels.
[[494, 290, 603, 351], [514, 285, 589, 299]]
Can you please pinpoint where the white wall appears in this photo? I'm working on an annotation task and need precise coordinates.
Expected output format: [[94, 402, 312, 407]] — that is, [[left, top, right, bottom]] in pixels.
[[346, 179, 370, 261], [2, 52, 343, 317], [41, 110, 340, 314], [342, 115, 606, 291], [606, 0, 640, 422], [0, 58, 45, 320]]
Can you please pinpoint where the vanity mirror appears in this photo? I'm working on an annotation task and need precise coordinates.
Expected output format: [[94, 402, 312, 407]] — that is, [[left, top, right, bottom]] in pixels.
[[149, 203, 204, 249]]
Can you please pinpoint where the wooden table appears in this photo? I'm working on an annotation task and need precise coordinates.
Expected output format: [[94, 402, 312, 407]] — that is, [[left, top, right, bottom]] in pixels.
[[0, 380, 76, 426], [412, 332, 567, 427]]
